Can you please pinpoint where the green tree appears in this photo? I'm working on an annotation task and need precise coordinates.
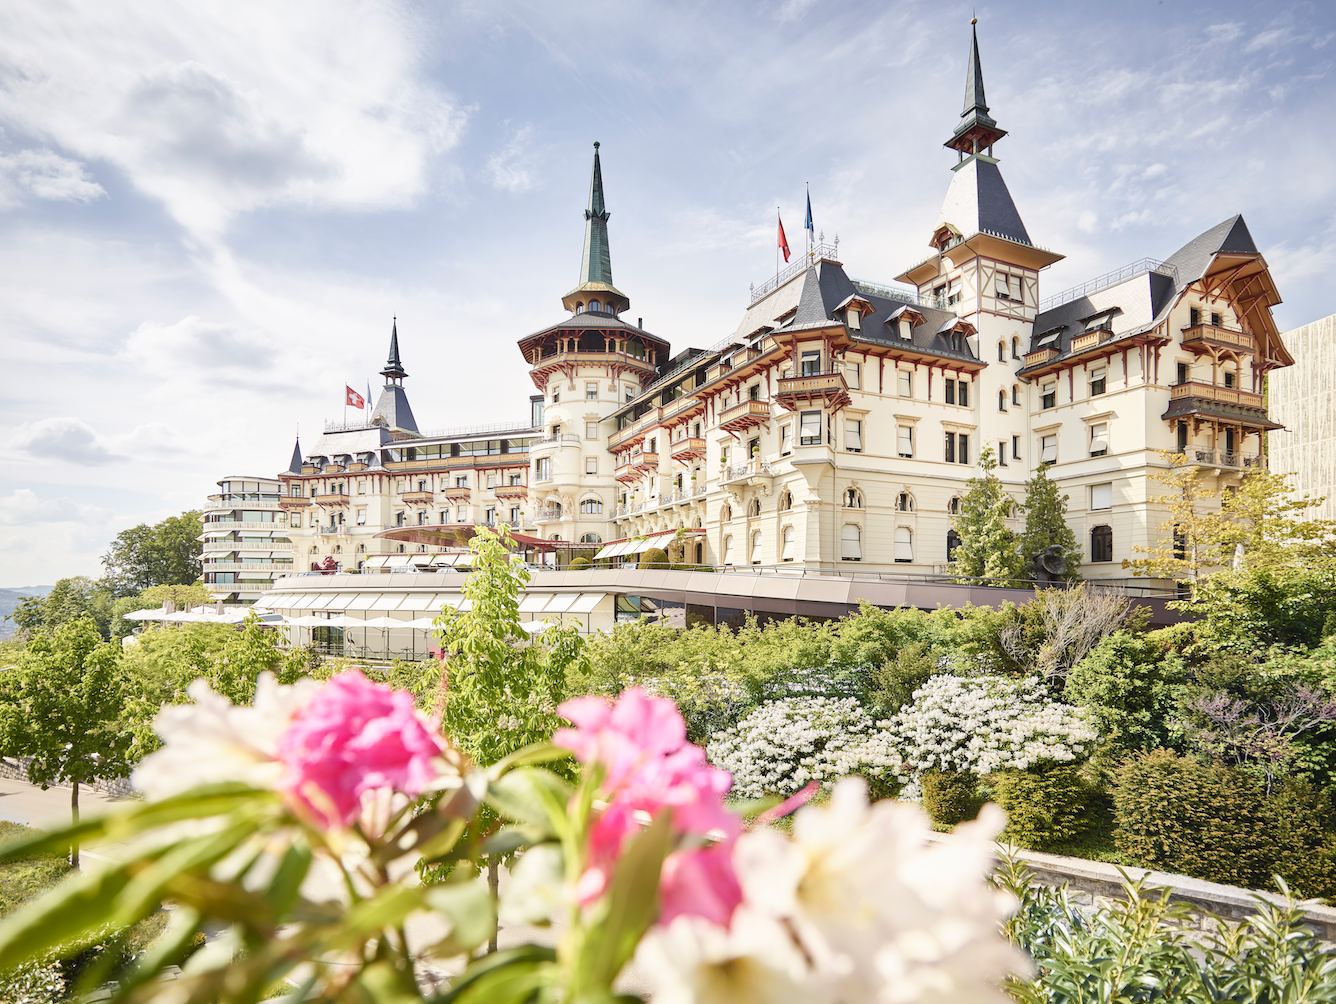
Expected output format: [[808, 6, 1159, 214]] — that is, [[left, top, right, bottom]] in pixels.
[[1017, 463, 1080, 581], [0, 618, 132, 865], [950, 443, 1023, 582], [1065, 628, 1185, 752], [4, 577, 114, 640], [101, 511, 203, 597]]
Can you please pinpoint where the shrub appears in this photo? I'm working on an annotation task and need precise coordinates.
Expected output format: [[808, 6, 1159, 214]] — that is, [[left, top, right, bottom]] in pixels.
[[992, 764, 1094, 849], [707, 696, 880, 798], [1112, 748, 1336, 896], [568, 556, 592, 570], [638, 547, 669, 570], [1065, 630, 1184, 752], [921, 770, 979, 826], [865, 642, 934, 717]]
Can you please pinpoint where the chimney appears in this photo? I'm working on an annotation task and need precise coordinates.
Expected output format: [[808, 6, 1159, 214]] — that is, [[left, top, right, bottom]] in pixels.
[[638, 317, 643, 329]]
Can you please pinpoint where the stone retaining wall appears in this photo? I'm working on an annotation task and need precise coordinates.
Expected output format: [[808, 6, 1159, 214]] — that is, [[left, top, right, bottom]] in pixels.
[[0, 757, 137, 800]]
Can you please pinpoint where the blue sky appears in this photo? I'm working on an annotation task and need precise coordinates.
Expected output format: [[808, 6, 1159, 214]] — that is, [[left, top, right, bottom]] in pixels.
[[0, 0, 1332, 587]]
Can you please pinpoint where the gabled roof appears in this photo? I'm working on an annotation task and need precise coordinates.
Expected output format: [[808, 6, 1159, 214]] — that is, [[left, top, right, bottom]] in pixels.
[[1161, 214, 1259, 288], [934, 157, 1032, 246]]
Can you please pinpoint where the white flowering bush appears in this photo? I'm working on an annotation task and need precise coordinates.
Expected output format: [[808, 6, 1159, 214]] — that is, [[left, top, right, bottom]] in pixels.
[[707, 697, 880, 797], [888, 674, 1098, 776]]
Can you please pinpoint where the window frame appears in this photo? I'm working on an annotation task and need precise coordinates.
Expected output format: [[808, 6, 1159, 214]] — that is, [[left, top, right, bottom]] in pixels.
[[799, 410, 822, 446]]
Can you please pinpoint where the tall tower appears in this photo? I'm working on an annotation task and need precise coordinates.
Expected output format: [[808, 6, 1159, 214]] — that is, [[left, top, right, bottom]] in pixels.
[[516, 144, 670, 553], [371, 318, 419, 434], [897, 20, 1062, 479]]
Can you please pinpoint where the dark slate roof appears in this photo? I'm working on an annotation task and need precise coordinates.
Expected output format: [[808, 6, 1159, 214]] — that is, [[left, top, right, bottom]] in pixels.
[[579, 143, 614, 288], [518, 311, 670, 349], [372, 384, 418, 433], [1025, 215, 1260, 368], [775, 261, 978, 364], [381, 319, 406, 380], [1161, 396, 1282, 430], [287, 438, 303, 474], [951, 22, 1003, 142], [936, 157, 1031, 245]]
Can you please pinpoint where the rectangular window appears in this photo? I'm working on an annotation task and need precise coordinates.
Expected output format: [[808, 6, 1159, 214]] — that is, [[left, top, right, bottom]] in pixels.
[[457, 507, 467, 522], [1090, 422, 1109, 457], [585, 421, 598, 440], [1040, 434, 1057, 464], [1012, 434, 1021, 460], [998, 441, 1008, 466], [781, 425, 792, 455], [358, 481, 366, 494], [510, 506, 520, 523], [801, 350, 821, 376], [844, 420, 862, 452], [898, 425, 913, 458], [455, 476, 468, 488], [1177, 362, 1190, 385], [487, 474, 496, 488], [944, 379, 956, 405], [1042, 383, 1056, 409], [356, 509, 366, 525], [958, 381, 969, 408], [586, 456, 598, 474], [289, 514, 301, 528], [418, 511, 427, 525], [898, 370, 912, 398], [947, 279, 962, 306], [841, 524, 861, 561], [1224, 372, 1236, 389], [1190, 306, 1201, 327], [1012, 275, 1024, 302], [1091, 483, 1113, 510], [1178, 422, 1189, 452], [586, 382, 598, 400], [748, 383, 760, 401], [995, 274, 1011, 299], [290, 484, 302, 497], [800, 410, 822, 445], [510, 473, 521, 485], [847, 362, 860, 390], [552, 388, 560, 403], [1211, 311, 1222, 327], [536, 458, 551, 481], [944, 431, 956, 463], [485, 507, 496, 525], [958, 434, 969, 465], [625, 388, 634, 403], [1090, 367, 1106, 396], [894, 527, 913, 563]]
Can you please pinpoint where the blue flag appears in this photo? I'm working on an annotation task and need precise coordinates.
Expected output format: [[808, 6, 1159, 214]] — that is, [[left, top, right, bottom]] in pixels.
[[804, 187, 815, 244]]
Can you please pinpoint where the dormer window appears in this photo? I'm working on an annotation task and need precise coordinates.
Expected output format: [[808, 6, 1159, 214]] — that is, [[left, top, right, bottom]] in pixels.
[[847, 308, 861, 330], [575, 303, 584, 314]]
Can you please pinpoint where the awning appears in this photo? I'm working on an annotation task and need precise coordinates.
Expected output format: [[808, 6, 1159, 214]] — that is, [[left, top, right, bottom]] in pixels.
[[399, 593, 443, 611], [363, 556, 393, 569], [569, 593, 605, 613], [544, 593, 579, 614], [368, 593, 407, 611], [123, 609, 168, 621], [519, 593, 556, 612]]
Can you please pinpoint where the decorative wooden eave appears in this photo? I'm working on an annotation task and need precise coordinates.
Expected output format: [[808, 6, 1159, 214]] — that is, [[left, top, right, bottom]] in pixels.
[[847, 332, 986, 374], [894, 251, 945, 286], [941, 232, 1065, 272], [1187, 252, 1292, 370], [1017, 330, 1165, 381]]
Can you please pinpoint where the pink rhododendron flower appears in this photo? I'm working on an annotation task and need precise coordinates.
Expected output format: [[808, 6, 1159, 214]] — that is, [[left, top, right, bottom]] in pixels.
[[555, 687, 742, 925], [276, 670, 446, 827]]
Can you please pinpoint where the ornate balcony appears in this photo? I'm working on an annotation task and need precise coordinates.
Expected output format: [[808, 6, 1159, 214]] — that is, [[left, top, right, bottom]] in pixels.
[[400, 491, 434, 503], [671, 437, 707, 462], [721, 458, 774, 484], [718, 399, 771, 434], [1181, 324, 1254, 354], [313, 491, 350, 507], [1176, 447, 1268, 472], [632, 450, 659, 472], [1169, 381, 1263, 409], [775, 373, 850, 412]]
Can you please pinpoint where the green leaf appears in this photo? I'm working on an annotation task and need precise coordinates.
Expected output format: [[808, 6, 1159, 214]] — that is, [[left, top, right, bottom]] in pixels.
[[112, 820, 260, 925], [480, 827, 533, 858], [265, 841, 313, 917], [421, 880, 494, 957], [355, 958, 422, 1004], [415, 817, 469, 865], [489, 742, 573, 776], [335, 884, 428, 944], [580, 810, 673, 991], [432, 945, 557, 1004], [486, 767, 572, 839], [108, 906, 203, 1003]]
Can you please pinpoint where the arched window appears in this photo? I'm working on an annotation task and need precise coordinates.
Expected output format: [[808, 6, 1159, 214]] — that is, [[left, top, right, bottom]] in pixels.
[[1011, 336, 1020, 359], [580, 532, 602, 544], [580, 498, 603, 514], [548, 501, 563, 519], [748, 498, 761, 518], [895, 527, 913, 563], [589, 299, 601, 313], [997, 341, 1006, 362], [781, 526, 795, 561], [721, 503, 732, 522], [946, 529, 962, 562], [1091, 524, 1113, 563], [357, 544, 366, 553], [896, 492, 914, 512], [751, 531, 762, 565], [1012, 384, 1020, 407], [723, 535, 735, 565], [780, 490, 793, 511], [844, 488, 862, 509], [947, 497, 961, 514], [841, 524, 862, 561], [575, 303, 584, 313], [998, 389, 1007, 412], [397, 543, 406, 553]]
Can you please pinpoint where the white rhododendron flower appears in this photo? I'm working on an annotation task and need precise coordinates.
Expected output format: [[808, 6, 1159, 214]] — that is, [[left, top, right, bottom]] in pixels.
[[133, 672, 319, 799], [499, 844, 567, 927], [638, 777, 1027, 1004], [706, 697, 879, 798]]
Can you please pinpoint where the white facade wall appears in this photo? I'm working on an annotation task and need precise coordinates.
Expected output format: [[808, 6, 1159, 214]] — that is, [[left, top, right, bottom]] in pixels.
[[1269, 313, 1336, 521]]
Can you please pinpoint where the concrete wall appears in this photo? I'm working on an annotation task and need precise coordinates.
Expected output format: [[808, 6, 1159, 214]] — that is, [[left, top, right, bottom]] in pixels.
[[1270, 313, 1336, 521]]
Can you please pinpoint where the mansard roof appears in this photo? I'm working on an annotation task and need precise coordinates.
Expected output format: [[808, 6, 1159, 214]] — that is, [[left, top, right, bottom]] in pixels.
[[934, 156, 1032, 246]]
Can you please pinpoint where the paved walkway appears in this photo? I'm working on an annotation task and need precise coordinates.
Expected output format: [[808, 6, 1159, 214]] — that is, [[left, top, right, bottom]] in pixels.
[[0, 776, 119, 829]]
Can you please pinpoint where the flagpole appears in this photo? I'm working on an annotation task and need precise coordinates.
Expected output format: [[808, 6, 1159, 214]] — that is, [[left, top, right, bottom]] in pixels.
[[775, 206, 780, 288]]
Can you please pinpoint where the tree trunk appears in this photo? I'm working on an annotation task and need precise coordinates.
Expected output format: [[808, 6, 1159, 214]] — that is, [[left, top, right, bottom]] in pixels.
[[487, 856, 499, 954], [69, 781, 80, 869]]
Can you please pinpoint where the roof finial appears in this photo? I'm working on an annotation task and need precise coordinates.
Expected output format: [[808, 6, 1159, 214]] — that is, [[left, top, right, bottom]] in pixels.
[[593, 140, 600, 149]]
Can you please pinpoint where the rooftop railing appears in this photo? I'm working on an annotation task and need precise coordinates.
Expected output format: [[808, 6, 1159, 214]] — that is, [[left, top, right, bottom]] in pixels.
[[1038, 259, 1180, 312]]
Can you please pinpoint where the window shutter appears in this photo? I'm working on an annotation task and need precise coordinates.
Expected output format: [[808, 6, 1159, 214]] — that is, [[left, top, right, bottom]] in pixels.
[[1090, 423, 1109, 455], [894, 527, 913, 562], [782, 527, 795, 561], [1041, 436, 1058, 463], [841, 524, 862, 560], [844, 421, 862, 451], [723, 536, 734, 565], [1091, 483, 1113, 510], [751, 532, 762, 564], [898, 426, 913, 457]]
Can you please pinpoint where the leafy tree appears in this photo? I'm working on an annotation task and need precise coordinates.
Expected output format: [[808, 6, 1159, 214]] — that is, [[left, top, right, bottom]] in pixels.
[[101, 511, 203, 597], [0, 618, 132, 865], [1016, 463, 1080, 581], [1124, 453, 1222, 589], [950, 443, 1023, 582], [1065, 628, 1186, 753], [4, 577, 113, 640]]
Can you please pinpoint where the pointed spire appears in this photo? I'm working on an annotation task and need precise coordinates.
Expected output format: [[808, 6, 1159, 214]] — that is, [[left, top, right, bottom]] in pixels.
[[287, 437, 303, 474], [381, 316, 407, 384], [945, 18, 1007, 158], [562, 142, 630, 314]]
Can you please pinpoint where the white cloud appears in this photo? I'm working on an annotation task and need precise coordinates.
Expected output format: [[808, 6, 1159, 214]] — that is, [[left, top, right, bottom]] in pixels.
[[487, 125, 540, 194], [1076, 211, 1098, 234], [0, 488, 112, 526], [0, 149, 104, 207], [10, 417, 119, 465], [1207, 22, 1244, 44]]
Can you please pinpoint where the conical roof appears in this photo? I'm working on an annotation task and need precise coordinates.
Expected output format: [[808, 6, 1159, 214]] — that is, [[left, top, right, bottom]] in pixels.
[[563, 143, 629, 314]]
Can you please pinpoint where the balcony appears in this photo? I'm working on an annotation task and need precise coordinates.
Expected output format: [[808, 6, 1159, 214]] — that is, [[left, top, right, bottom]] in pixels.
[[671, 437, 707, 462], [1169, 381, 1263, 409], [718, 399, 771, 434], [494, 485, 527, 498], [210, 495, 282, 510], [775, 372, 850, 412], [313, 491, 350, 507], [1069, 328, 1112, 353], [615, 459, 639, 484], [661, 393, 706, 425], [1024, 347, 1058, 367], [531, 433, 582, 453], [400, 490, 434, 503], [202, 562, 294, 574], [608, 407, 663, 451], [278, 497, 311, 509], [722, 458, 774, 484], [632, 450, 659, 472], [202, 540, 294, 553], [1181, 324, 1254, 354], [1177, 447, 1268, 472], [315, 523, 351, 535], [534, 508, 564, 523], [202, 520, 291, 533]]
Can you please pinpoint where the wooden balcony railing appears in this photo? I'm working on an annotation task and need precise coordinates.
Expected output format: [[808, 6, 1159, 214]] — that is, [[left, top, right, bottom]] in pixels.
[[1170, 381, 1263, 409]]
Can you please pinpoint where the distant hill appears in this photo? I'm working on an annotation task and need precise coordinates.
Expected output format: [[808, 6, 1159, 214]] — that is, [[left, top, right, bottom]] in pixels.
[[0, 586, 53, 640]]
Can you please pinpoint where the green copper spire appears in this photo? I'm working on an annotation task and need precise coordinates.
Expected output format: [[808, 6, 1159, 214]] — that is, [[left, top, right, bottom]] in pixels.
[[945, 18, 1007, 157], [563, 142, 629, 314]]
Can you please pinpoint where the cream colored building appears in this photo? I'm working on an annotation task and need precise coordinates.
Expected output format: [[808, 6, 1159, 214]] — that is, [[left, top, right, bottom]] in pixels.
[[200, 476, 294, 604], [1268, 312, 1336, 520], [262, 24, 1292, 591]]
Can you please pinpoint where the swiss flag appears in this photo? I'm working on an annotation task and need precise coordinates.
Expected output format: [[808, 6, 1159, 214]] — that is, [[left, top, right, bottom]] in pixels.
[[346, 385, 365, 408], [777, 213, 791, 263]]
